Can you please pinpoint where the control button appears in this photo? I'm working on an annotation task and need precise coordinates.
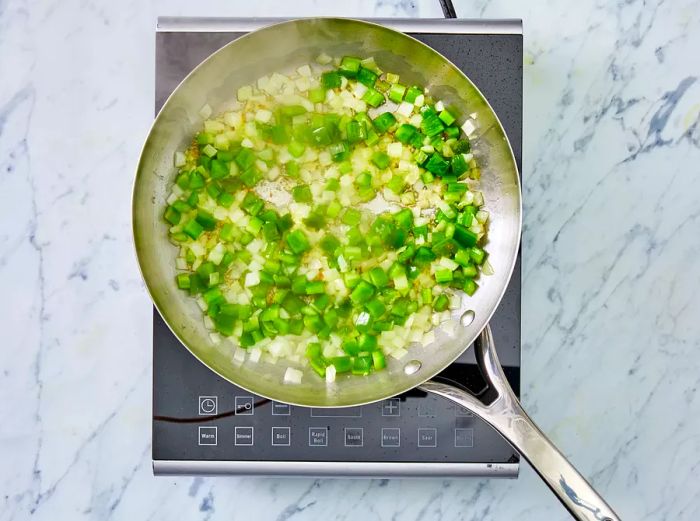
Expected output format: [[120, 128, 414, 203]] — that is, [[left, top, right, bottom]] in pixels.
[[455, 428, 474, 448], [417, 428, 437, 447], [271, 427, 291, 446], [272, 401, 291, 415], [344, 427, 364, 447], [455, 405, 473, 417], [309, 427, 328, 447], [234, 426, 254, 446], [198, 426, 217, 446], [381, 398, 401, 417], [418, 401, 436, 418], [198, 396, 218, 416], [381, 427, 401, 447], [235, 396, 254, 415]]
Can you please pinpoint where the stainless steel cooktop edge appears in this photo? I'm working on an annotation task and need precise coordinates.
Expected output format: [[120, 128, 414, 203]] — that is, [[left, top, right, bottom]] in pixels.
[[156, 17, 523, 35], [153, 460, 519, 477]]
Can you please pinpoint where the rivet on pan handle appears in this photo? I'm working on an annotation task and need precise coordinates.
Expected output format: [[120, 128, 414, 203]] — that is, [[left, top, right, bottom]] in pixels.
[[418, 325, 621, 521]]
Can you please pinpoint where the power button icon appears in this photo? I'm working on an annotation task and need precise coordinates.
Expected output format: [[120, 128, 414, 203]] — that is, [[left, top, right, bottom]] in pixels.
[[198, 396, 218, 416]]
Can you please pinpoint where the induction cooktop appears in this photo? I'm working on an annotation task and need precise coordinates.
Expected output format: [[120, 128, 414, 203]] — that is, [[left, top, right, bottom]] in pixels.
[[152, 17, 522, 477]]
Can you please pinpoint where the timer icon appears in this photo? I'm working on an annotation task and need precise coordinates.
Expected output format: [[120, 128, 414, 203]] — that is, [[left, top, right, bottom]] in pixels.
[[198, 396, 218, 415]]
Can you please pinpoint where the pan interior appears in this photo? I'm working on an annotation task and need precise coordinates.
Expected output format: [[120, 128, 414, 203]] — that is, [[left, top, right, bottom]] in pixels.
[[133, 18, 521, 407]]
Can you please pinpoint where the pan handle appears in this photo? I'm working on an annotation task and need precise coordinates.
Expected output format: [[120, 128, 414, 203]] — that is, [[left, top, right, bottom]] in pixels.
[[418, 325, 620, 521]]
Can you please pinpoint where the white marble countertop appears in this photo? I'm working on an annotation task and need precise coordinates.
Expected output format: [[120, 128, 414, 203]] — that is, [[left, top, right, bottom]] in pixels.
[[2, 0, 699, 519]]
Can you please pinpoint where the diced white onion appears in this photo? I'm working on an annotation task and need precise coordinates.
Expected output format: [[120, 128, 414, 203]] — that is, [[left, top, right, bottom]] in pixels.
[[232, 347, 246, 364], [189, 242, 205, 258], [325, 365, 336, 383], [393, 274, 409, 291], [224, 111, 242, 128], [442, 320, 457, 337], [270, 72, 288, 89], [247, 239, 263, 254], [293, 77, 309, 93], [174, 151, 186, 167], [208, 243, 226, 265], [284, 367, 303, 384], [199, 103, 212, 119], [237, 85, 253, 101], [255, 159, 268, 173], [352, 83, 368, 99], [269, 338, 291, 357], [461, 118, 477, 136], [387, 142, 403, 158], [249, 348, 262, 363], [255, 109, 273, 123], [397, 101, 413, 117], [244, 271, 260, 287], [257, 75, 270, 91], [316, 53, 332, 64], [204, 120, 225, 133], [203, 316, 214, 330], [439, 257, 459, 271], [213, 134, 229, 150], [244, 121, 257, 136]]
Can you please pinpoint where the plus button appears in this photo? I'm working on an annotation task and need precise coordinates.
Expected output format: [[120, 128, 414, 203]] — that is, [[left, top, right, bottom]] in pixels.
[[382, 398, 401, 417]]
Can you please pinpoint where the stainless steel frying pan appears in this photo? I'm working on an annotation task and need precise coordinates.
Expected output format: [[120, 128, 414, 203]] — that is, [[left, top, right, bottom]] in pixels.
[[133, 18, 619, 521]]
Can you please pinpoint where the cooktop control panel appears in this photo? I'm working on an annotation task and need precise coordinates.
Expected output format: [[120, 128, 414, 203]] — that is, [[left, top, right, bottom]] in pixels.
[[153, 309, 520, 465]]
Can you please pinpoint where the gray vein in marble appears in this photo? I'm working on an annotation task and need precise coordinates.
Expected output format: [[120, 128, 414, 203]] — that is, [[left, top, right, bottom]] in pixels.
[[624, 75, 697, 161], [102, 445, 151, 519], [188, 477, 204, 497], [275, 480, 320, 520], [28, 367, 148, 515], [0, 83, 46, 518]]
